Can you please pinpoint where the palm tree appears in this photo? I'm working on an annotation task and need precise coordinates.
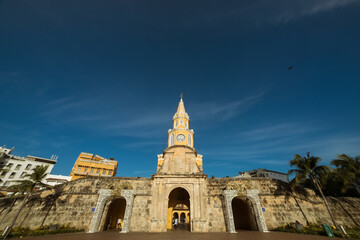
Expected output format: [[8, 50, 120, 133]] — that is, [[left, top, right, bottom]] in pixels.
[[287, 152, 337, 227], [331, 154, 360, 195], [2, 165, 49, 239]]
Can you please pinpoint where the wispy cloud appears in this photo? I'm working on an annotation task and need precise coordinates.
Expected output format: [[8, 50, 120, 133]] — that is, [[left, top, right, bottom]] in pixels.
[[120, 141, 164, 148], [238, 123, 315, 141], [41, 95, 172, 138], [272, 0, 359, 23], [196, 0, 359, 26], [193, 93, 263, 121], [201, 117, 360, 172]]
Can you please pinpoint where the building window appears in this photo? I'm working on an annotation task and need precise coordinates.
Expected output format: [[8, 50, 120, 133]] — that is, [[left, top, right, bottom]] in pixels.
[[90, 169, 94, 173], [187, 133, 192, 146], [20, 172, 27, 178], [96, 169, 100, 174], [108, 170, 113, 175], [7, 163, 13, 169], [175, 121, 178, 128], [15, 164, 22, 170], [102, 170, 107, 174], [9, 172, 16, 179], [0, 171, 7, 177], [169, 133, 175, 146], [25, 164, 32, 170]]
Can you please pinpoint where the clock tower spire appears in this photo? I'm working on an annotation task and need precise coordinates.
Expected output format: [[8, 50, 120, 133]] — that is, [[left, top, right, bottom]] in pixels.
[[156, 96, 203, 174], [168, 95, 193, 148]]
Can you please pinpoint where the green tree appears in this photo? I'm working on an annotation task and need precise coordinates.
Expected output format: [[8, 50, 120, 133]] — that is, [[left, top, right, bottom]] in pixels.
[[287, 152, 337, 227], [3, 165, 49, 239], [331, 154, 360, 195]]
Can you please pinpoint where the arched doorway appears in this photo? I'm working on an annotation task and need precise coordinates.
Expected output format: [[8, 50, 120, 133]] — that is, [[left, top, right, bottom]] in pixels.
[[167, 187, 190, 231], [232, 197, 258, 231], [102, 198, 126, 231]]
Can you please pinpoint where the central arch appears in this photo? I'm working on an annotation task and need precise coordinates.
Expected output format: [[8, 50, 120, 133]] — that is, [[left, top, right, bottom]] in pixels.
[[232, 197, 258, 231], [167, 187, 191, 231]]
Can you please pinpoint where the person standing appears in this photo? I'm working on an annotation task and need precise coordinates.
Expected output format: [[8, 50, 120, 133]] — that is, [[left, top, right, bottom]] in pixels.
[[117, 218, 122, 229], [174, 217, 178, 231]]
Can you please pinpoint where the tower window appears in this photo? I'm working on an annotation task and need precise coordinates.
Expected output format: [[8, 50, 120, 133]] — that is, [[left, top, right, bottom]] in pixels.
[[175, 121, 178, 128], [169, 133, 175, 146], [187, 134, 192, 146]]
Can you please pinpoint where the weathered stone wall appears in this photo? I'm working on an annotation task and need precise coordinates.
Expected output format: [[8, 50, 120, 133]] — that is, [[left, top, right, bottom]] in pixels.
[[224, 178, 360, 230], [128, 180, 152, 232], [0, 177, 151, 232], [206, 178, 360, 231], [206, 179, 227, 232], [0, 176, 359, 233]]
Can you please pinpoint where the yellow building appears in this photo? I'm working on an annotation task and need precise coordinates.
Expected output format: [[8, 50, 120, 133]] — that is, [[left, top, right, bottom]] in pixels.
[[69, 152, 118, 181]]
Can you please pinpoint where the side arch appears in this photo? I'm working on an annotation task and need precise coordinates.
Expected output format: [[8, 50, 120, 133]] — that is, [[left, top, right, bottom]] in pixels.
[[223, 189, 268, 233], [88, 189, 135, 233]]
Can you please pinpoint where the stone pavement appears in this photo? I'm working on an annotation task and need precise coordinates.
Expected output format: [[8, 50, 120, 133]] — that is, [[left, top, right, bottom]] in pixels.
[[12, 230, 342, 240]]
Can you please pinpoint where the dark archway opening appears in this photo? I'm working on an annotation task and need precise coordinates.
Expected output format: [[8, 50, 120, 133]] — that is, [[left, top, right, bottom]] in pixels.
[[232, 197, 258, 231], [103, 198, 126, 231], [167, 187, 190, 231]]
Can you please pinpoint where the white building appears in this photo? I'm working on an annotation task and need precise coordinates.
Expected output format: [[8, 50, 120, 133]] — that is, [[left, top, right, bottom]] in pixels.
[[235, 168, 289, 183], [0, 146, 57, 187], [44, 174, 71, 186]]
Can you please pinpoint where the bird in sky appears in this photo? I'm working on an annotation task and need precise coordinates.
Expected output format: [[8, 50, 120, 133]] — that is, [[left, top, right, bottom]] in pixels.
[[288, 66, 294, 70]]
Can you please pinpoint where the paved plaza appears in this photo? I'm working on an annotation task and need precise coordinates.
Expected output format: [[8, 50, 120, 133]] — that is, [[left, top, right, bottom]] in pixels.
[[12, 231, 341, 240]]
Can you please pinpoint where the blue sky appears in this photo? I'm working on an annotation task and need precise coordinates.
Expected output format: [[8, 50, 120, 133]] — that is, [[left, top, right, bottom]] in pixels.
[[1, 0, 360, 177]]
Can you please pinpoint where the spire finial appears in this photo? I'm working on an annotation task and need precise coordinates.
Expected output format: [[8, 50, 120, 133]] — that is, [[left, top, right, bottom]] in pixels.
[[180, 92, 183, 102]]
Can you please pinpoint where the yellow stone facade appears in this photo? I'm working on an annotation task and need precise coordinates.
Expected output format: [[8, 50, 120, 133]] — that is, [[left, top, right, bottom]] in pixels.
[[69, 152, 118, 181]]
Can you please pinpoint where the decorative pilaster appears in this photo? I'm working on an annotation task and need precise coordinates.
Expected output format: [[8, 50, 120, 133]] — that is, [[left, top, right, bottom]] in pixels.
[[88, 189, 112, 233], [120, 189, 135, 233], [223, 190, 237, 233], [246, 189, 268, 232]]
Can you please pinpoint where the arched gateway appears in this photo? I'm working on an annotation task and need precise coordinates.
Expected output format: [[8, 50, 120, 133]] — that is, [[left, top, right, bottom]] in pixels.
[[167, 187, 191, 231], [232, 197, 258, 231], [101, 198, 126, 230]]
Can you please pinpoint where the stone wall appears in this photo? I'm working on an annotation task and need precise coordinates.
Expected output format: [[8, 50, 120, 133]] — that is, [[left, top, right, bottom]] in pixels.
[[129, 179, 152, 232], [0, 177, 151, 232], [222, 178, 360, 230], [0, 176, 359, 233]]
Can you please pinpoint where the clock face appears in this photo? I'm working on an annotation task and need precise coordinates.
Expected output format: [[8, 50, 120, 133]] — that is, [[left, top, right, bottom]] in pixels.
[[176, 134, 185, 142]]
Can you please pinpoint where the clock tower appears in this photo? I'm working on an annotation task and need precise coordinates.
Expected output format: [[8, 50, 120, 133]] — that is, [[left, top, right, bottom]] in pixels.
[[168, 95, 194, 148], [156, 96, 203, 174]]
